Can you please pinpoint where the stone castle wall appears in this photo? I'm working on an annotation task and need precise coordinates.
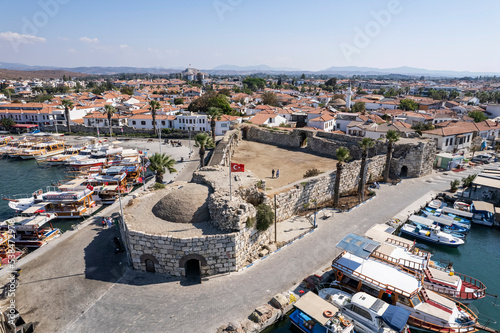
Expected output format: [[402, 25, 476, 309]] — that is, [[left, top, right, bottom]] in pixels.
[[208, 129, 241, 167], [242, 125, 435, 178], [267, 155, 386, 221]]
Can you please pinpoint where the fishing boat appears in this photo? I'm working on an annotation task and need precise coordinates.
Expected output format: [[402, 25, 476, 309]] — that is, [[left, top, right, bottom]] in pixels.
[[401, 216, 465, 247], [318, 289, 410, 333], [3, 187, 61, 212], [0, 136, 13, 148], [424, 207, 472, 227], [453, 201, 472, 213], [0, 232, 26, 266], [363, 226, 487, 304], [44, 146, 84, 165], [331, 234, 495, 333], [17, 140, 65, 159], [470, 201, 495, 227], [289, 291, 354, 333], [69, 158, 107, 169], [20, 188, 99, 219], [0, 213, 61, 248], [428, 200, 444, 210], [7, 139, 40, 158], [419, 211, 470, 234]]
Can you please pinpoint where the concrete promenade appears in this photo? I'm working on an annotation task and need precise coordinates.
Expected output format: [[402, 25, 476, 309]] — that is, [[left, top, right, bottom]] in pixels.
[[5, 154, 495, 332]]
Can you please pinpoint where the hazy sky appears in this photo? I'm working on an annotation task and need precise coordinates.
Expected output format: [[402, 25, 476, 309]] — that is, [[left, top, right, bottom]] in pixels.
[[1, 0, 499, 72]]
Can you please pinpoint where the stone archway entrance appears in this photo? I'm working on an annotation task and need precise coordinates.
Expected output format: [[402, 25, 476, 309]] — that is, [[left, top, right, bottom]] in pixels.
[[179, 254, 207, 284], [185, 259, 201, 282], [299, 132, 308, 148], [140, 254, 159, 274], [400, 165, 408, 178], [145, 259, 155, 273]]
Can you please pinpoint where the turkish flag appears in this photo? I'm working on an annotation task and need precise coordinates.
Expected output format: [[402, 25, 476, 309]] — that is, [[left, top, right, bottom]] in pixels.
[[231, 163, 244, 172], [86, 184, 94, 191]]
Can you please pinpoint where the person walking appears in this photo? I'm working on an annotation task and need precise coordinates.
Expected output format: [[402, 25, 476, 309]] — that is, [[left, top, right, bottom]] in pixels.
[[102, 217, 107, 229], [107, 217, 113, 228], [276, 169, 280, 178], [271, 169, 275, 179]]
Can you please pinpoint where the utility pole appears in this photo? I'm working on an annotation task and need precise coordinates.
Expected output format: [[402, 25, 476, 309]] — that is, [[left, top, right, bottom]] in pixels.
[[274, 195, 277, 243], [158, 124, 162, 155]]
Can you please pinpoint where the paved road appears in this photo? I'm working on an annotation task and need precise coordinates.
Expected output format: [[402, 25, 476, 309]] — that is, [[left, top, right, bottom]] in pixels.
[[8, 160, 497, 333]]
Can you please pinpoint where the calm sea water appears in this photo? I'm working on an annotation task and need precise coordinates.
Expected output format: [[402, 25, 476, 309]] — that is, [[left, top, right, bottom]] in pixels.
[[0, 158, 80, 231], [266, 224, 500, 332]]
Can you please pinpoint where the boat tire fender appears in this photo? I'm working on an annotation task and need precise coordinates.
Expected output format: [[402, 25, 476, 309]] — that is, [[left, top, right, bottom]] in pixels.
[[336, 271, 343, 281], [323, 310, 334, 318]]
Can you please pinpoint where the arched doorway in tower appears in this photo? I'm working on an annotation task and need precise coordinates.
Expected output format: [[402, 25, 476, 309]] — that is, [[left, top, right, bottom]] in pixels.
[[299, 132, 308, 148], [185, 259, 201, 283], [145, 259, 155, 273], [400, 165, 408, 178]]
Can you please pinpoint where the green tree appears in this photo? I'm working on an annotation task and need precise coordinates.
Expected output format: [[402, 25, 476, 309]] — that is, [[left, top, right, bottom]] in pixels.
[[383, 130, 400, 182], [149, 153, 177, 184], [61, 99, 74, 133], [262, 91, 280, 107], [399, 98, 419, 111], [120, 86, 134, 95], [255, 204, 274, 231], [333, 147, 352, 207], [173, 97, 184, 105], [103, 105, 117, 138], [411, 123, 435, 135], [0, 117, 15, 130], [218, 88, 232, 97], [351, 101, 366, 114], [187, 91, 232, 114], [149, 100, 161, 135], [194, 132, 214, 167], [468, 110, 487, 123], [242, 77, 266, 91], [300, 73, 306, 80], [33, 94, 54, 103], [207, 107, 222, 142], [358, 138, 375, 203], [325, 78, 337, 88]]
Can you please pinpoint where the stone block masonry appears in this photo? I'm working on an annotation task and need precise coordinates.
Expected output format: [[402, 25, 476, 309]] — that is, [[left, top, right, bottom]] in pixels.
[[268, 155, 386, 221], [242, 124, 436, 178]]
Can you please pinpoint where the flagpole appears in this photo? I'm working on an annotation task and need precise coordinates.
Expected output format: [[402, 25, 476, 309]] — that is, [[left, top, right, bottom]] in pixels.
[[229, 162, 232, 201]]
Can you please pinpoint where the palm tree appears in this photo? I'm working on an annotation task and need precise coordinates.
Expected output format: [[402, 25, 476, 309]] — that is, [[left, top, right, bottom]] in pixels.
[[207, 107, 222, 141], [194, 132, 214, 167], [61, 99, 74, 133], [149, 100, 161, 135], [149, 153, 177, 184], [333, 147, 351, 207], [358, 137, 375, 203], [383, 130, 400, 183], [103, 104, 116, 138]]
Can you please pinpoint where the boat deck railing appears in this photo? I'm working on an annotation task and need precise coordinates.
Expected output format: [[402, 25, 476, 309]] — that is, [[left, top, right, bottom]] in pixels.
[[371, 250, 425, 271], [425, 270, 487, 300]]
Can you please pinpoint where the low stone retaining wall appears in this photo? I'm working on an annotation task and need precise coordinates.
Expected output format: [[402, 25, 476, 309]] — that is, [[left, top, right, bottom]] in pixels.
[[267, 155, 386, 221]]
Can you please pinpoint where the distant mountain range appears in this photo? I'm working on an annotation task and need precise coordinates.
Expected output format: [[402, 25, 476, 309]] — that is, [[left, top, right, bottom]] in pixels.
[[0, 61, 499, 78]]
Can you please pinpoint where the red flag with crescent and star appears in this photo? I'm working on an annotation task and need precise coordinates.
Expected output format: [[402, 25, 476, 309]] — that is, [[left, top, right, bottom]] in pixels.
[[230, 163, 244, 172]]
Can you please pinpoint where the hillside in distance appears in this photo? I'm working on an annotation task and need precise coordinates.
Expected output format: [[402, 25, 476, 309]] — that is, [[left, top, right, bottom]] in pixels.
[[0, 69, 89, 80]]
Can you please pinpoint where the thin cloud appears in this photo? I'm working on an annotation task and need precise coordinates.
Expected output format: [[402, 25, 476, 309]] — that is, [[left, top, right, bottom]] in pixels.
[[79, 37, 99, 43], [119, 44, 129, 49], [0, 31, 46, 44], [67, 48, 77, 54]]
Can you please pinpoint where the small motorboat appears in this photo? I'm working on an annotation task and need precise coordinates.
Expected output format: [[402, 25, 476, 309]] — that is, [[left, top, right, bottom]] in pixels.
[[401, 216, 464, 248]]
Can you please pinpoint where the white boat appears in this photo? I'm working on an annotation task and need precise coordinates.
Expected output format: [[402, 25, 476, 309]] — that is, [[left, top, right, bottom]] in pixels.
[[3, 188, 61, 212], [0, 213, 61, 248], [428, 199, 443, 209], [319, 289, 410, 333], [289, 291, 354, 333], [331, 234, 487, 333], [401, 216, 464, 247], [69, 158, 107, 169]]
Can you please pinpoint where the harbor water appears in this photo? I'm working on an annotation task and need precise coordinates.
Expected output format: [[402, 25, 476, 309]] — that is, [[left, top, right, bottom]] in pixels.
[[0, 158, 80, 231], [265, 225, 500, 333]]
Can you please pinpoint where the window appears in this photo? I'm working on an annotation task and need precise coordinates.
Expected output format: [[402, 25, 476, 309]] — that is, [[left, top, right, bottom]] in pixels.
[[350, 305, 372, 321], [189, 119, 193, 124], [132, 121, 136, 125], [411, 295, 422, 307], [221, 123, 228, 128], [141, 121, 146, 125], [162, 121, 165, 126]]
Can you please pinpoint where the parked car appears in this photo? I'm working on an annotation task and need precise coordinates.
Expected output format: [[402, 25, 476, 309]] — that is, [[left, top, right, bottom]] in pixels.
[[472, 154, 492, 164]]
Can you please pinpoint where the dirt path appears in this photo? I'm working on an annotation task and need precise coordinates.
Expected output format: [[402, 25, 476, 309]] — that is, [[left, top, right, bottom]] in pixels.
[[231, 141, 336, 190]]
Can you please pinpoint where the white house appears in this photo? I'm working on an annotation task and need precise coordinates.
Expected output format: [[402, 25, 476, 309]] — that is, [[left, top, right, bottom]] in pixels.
[[248, 113, 287, 128], [422, 122, 475, 152], [307, 114, 335, 132], [214, 115, 242, 136]]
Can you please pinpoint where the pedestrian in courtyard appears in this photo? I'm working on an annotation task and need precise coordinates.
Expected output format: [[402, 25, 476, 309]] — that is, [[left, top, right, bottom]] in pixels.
[[276, 169, 280, 178], [271, 169, 275, 178], [102, 217, 107, 229], [107, 217, 113, 228]]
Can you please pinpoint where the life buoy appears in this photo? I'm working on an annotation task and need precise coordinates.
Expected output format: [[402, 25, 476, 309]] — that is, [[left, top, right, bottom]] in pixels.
[[38, 190, 42, 196], [336, 271, 343, 281], [323, 310, 334, 318]]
